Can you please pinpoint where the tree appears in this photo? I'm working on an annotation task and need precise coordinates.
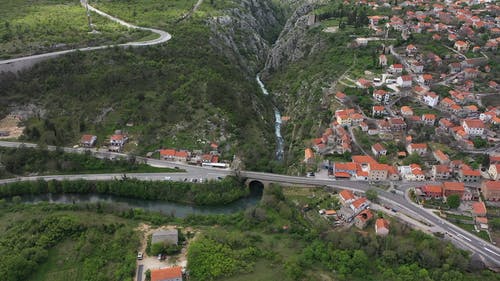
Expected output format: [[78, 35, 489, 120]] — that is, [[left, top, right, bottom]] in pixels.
[[366, 189, 378, 202], [447, 194, 460, 209], [473, 137, 487, 148]]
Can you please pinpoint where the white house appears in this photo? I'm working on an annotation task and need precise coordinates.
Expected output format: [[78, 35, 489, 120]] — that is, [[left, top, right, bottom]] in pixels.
[[461, 119, 485, 136], [423, 91, 439, 107], [397, 75, 412, 88]]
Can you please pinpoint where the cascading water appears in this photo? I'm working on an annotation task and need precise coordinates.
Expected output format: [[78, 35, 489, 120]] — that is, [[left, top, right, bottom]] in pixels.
[[256, 74, 284, 161]]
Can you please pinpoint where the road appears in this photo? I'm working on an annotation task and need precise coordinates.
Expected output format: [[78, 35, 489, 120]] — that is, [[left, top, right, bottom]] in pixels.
[[0, 0, 172, 69], [0, 140, 499, 269], [136, 265, 144, 281]]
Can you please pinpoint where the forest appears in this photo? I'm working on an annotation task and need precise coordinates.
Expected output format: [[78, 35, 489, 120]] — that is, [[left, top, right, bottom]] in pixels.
[[0, 146, 177, 179], [0, 176, 249, 205]]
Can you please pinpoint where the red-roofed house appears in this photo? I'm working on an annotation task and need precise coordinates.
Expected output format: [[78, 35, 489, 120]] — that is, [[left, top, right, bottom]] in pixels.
[[304, 148, 314, 164], [433, 150, 450, 164], [421, 114, 436, 126], [443, 182, 465, 199], [334, 162, 358, 176], [482, 181, 500, 201], [80, 134, 97, 148], [432, 164, 451, 180], [459, 168, 481, 183], [151, 266, 183, 281], [407, 143, 427, 156], [372, 105, 386, 117], [160, 149, 177, 160], [354, 209, 373, 229], [397, 75, 413, 88], [389, 64, 404, 74], [350, 197, 369, 212], [375, 218, 390, 236], [109, 134, 128, 152], [369, 163, 390, 181], [420, 185, 443, 198], [400, 106, 413, 116], [454, 40, 468, 52], [371, 143, 387, 157], [462, 119, 485, 136], [423, 91, 439, 107], [471, 201, 486, 217], [339, 190, 356, 205]]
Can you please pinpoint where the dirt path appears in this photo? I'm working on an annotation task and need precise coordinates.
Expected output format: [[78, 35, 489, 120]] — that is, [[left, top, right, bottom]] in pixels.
[[0, 115, 24, 139]]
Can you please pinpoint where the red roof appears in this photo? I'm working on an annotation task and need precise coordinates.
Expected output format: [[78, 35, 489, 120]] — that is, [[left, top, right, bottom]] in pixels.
[[422, 185, 443, 194], [483, 181, 500, 191], [376, 218, 389, 230], [81, 134, 96, 142], [463, 119, 485, 129], [335, 172, 352, 178], [335, 162, 358, 171], [401, 75, 412, 81], [151, 267, 182, 281], [434, 150, 449, 161], [372, 143, 385, 152], [461, 169, 480, 176], [471, 201, 486, 216], [339, 190, 355, 201], [434, 164, 450, 173], [409, 143, 427, 150], [175, 151, 188, 158], [110, 134, 124, 141], [443, 182, 465, 191], [352, 155, 377, 165], [356, 209, 373, 222], [160, 149, 176, 157], [351, 197, 367, 209]]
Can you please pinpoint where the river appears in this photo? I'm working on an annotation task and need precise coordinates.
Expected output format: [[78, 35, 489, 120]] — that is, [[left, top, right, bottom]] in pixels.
[[256, 74, 284, 160], [18, 191, 262, 218]]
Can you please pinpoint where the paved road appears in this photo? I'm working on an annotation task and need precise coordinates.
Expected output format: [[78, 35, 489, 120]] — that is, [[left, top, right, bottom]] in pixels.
[[0, 140, 499, 268], [136, 265, 143, 281], [0, 0, 172, 68]]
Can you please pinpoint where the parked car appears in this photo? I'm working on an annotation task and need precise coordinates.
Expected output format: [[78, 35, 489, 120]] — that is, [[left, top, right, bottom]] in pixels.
[[307, 172, 315, 177], [164, 176, 172, 181], [137, 252, 143, 260]]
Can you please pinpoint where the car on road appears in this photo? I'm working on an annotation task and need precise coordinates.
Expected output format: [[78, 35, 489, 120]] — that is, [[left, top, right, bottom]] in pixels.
[[137, 252, 143, 260], [307, 172, 315, 177], [164, 176, 172, 181]]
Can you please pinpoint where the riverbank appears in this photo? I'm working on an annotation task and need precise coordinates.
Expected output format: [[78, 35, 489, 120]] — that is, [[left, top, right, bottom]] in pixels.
[[0, 176, 250, 206]]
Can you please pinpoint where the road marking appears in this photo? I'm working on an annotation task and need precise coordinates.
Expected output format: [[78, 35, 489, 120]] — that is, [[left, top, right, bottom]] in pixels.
[[484, 247, 500, 257]]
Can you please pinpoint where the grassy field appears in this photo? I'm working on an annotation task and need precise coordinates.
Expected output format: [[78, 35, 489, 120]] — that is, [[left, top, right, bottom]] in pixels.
[[0, 0, 151, 59]]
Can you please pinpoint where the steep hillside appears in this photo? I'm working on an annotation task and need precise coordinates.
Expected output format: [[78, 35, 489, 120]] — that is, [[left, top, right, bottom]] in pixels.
[[0, 0, 298, 170]]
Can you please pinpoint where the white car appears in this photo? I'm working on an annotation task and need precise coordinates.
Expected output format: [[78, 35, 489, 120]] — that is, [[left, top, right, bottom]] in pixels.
[[164, 176, 172, 181], [137, 252, 143, 260]]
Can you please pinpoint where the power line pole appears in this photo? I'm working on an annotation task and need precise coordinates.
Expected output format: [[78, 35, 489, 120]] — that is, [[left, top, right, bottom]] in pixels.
[[85, 0, 93, 32]]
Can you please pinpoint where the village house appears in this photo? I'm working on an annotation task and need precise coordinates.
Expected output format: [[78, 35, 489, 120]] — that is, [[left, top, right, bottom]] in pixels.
[[423, 92, 439, 107], [406, 44, 418, 56], [482, 181, 500, 201], [419, 74, 433, 86], [371, 143, 387, 157], [410, 61, 424, 73], [339, 190, 356, 205], [368, 163, 389, 181], [375, 218, 390, 236], [454, 40, 469, 52], [334, 162, 358, 177], [488, 164, 500, 180], [372, 105, 386, 117], [433, 150, 450, 164], [350, 197, 369, 213], [448, 62, 461, 74], [464, 68, 479, 79], [152, 229, 179, 246], [421, 114, 436, 126], [458, 167, 481, 183], [354, 209, 373, 229], [407, 143, 427, 156], [151, 266, 183, 281], [388, 63, 404, 74], [335, 92, 347, 102], [420, 184, 443, 199], [373, 89, 390, 103], [443, 182, 465, 200], [401, 164, 425, 181], [461, 119, 485, 137], [80, 134, 97, 148], [108, 134, 128, 152], [388, 117, 407, 131], [400, 106, 413, 117], [439, 118, 454, 132], [471, 201, 487, 217], [432, 165, 452, 180], [397, 75, 413, 88]]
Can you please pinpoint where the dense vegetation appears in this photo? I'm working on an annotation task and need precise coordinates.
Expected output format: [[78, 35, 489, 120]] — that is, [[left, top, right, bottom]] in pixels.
[[0, 204, 139, 281], [0, 0, 149, 59], [0, 176, 249, 205], [0, 146, 179, 178], [187, 185, 499, 281], [0, 17, 276, 171]]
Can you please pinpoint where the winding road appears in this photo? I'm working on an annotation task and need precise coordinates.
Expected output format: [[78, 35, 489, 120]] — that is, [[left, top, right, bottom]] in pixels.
[[0, 0, 172, 72]]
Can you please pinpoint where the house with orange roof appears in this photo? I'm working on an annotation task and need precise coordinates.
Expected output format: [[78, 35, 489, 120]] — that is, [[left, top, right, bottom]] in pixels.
[[421, 114, 436, 126], [433, 150, 450, 164], [335, 92, 347, 102], [354, 209, 373, 229], [388, 64, 404, 74], [371, 143, 387, 157], [443, 182, 465, 199], [458, 168, 481, 183], [400, 106, 413, 116], [454, 40, 468, 52], [304, 148, 314, 164], [151, 266, 183, 281], [339, 190, 356, 205], [375, 218, 390, 236], [372, 105, 386, 117], [334, 162, 358, 176], [160, 149, 177, 161], [109, 134, 128, 152], [350, 197, 369, 212], [419, 73, 433, 85], [461, 119, 485, 136], [482, 181, 500, 201], [368, 163, 390, 181], [373, 89, 389, 103], [397, 75, 413, 88], [420, 184, 443, 198], [80, 134, 97, 148], [406, 143, 427, 156], [388, 117, 407, 131], [471, 201, 487, 217]]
